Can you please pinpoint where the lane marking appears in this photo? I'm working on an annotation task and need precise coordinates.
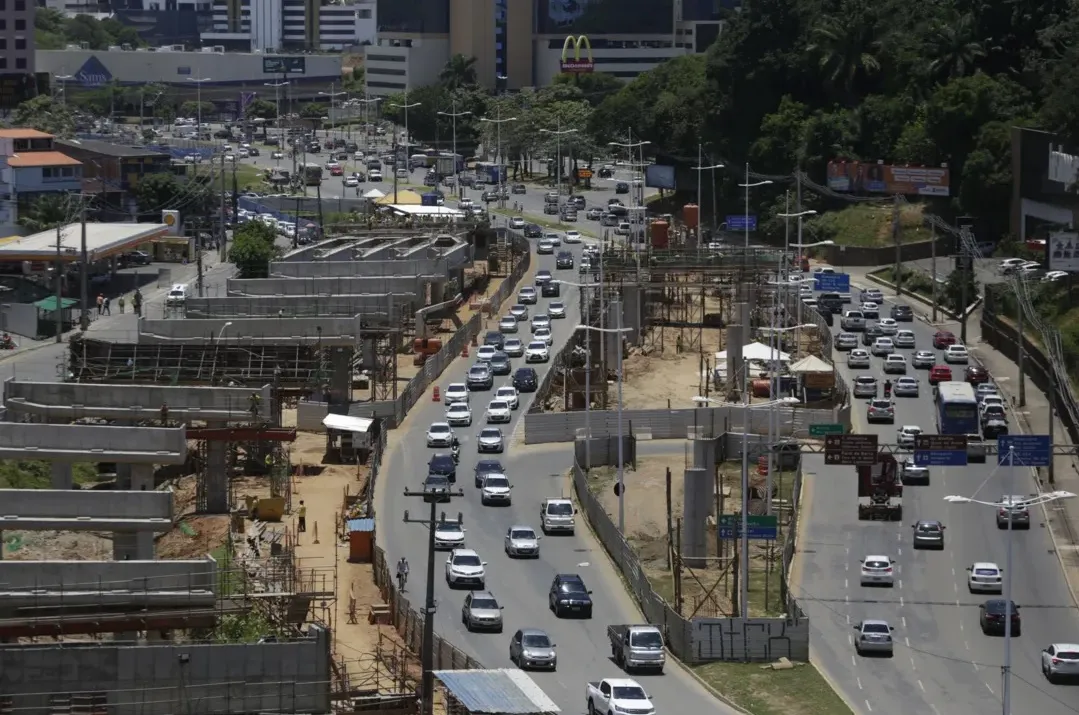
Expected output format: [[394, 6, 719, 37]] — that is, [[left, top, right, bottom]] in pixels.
[[845, 578, 849, 589], [898, 579, 903, 589], [985, 683, 994, 695], [918, 680, 926, 693], [900, 596, 905, 607], [902, 616, 907, 629], [965, 641, 971, 651], [857, 677, 863, 690], [910, 656, 917, 671], [973, 661, 980, 671], [952, 567, 956, 576], [849, 634, 854, 645], [905, 636, 911, 648], [898, 547, 902, 556], [852, 655, 857, 667], [865, 699, 873, 712]]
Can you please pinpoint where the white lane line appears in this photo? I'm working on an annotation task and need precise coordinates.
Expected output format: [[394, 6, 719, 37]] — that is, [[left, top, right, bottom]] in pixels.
[[902, 616, 907, 629], [931, 705, 941, 715], [845, 594, 850, 605], [849, 634, 854, 646], [846, 562, 850, 571], [952, 567, 956, 576], [857, 677, 863, 690], [959, 621, 964, 631], [954, 583, 959, 592], [973, 661, 980, 671], [865, 699, 873, 712], [900, 596, 905, 607], [845, 578, 849, 589], [897, 532, 902, 541], [847, 614, 851, 624], [985, 683, 995, 695], [965, 641, 971, 651], [897, 547, 902, 556], [918, 680, 926, 693], [910, 656, 917, 671], [852, 654, 858, 667], [905, 636, 911, 648], [899, 579, 903, 589]]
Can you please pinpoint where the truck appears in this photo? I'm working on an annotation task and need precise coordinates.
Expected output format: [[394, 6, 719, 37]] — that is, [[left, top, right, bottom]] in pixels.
[[607, 624, 666, 673], [585, 678, 656, 715], [857, 453, 902, 521]]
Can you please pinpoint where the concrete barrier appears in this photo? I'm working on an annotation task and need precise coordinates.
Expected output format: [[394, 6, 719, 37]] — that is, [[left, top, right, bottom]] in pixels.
[[227, 275, 430, 297], [269, 244, 470, 278], [137, 316, 362, 345], [0, 424, 187, 463], [184, 294, 415, 319], [0, 489, 172, 530]]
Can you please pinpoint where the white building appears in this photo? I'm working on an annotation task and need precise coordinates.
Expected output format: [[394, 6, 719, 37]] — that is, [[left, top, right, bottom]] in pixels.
[[202, 0, 376, 52], [363, 37, 448, 97]]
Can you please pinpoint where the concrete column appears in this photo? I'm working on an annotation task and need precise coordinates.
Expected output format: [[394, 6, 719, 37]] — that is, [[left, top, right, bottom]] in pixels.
[[726, 324, 744, 394], [430, 279, 446, 304], [605, 300, 622, 365], [329, 347, 351, 404], [206, 423, 229, 514], [692, 436, 717, 472], [623, 287, 641, 346], [113, 533, 136, 560], [133, 530, 154, 560], [116, 463, 132, 490], [50, 461, 73, 489], [682, 467, 710, 568], [131, 463, 154, 491]]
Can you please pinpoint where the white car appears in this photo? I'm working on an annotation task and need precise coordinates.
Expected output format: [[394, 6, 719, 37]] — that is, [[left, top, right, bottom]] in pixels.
[[967, 562, 1003, 593], [871, 337, 894, 356], [499, 316, 519, 333], [1043, 270, 1068, 282], [1042, 644, 1079, 682], [877, 318, 898, 335], [548, 302, 566, 319], [533, 327, 553, 346], [525, 341, 549, 363], [476, 345, 497, 362], [999, 257, 1026, 274], [445, 548, 487, 589], [883, 354, 907, 374], [344, 176, 359, 187], [480, 473, 513, 505], [433, 520, 466, 550], [495, 385, 519, 410], [445, 402, 473, 426], [537, 240, 556, 255], [859, 555, 895, 586], [503, 338, 524, 357], [860, 301, 880, 319], [485, 399, 512, 424], [445, 382, 469, 405], [504, 525, 540, 557], [564, 230, 582, 243], [894, 329, 916, 349], [531, 315, 551, 332], [981, 395, 1004, 411], [848, 349, 871, 369], [426, 421, 456, 448], [518, 287, 538, 304], [897, 425, 923, 448], [509, 216, 526, 229], [854, 620, 895, 656], [943, 345, 970, 364], [165, 283, 188, 307], [544, 232, 562, 246]]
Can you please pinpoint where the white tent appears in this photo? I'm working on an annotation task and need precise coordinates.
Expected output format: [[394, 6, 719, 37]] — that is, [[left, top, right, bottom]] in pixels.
[[789, 355, 832, 373], [715, 341, 791, 363], [363, 188, 386, 199]]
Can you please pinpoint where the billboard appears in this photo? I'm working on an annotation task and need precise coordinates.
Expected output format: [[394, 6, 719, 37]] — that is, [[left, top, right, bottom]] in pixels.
[[263, 56, 307, 75], [645, 164, 675, 190], [560, 35, 594, 73], [827, 161, 950, 197], [1048, 232, 1079, 272]]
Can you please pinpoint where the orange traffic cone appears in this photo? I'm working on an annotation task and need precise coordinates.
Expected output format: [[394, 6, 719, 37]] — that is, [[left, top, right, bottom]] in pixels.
[[462, 345, 470, 358], [433, 386, 441, 402]]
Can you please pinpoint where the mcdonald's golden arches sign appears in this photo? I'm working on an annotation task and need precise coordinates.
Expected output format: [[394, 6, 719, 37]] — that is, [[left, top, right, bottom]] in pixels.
[[560, 35, 595, 73]]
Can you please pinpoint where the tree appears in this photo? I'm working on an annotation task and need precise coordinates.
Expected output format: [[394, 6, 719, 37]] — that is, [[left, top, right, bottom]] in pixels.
[[10, 96, 75, 138], [21, 194, 73, 233], [228, 222, 279, 278], [942, 264, 979, 311], [552, 72, 622, 107], [807, 3, 884, 103], [440, 54, 478, 90], [179, 101, 214, 120], [133, 173, 215, 221], [924, 14, 987, 84]]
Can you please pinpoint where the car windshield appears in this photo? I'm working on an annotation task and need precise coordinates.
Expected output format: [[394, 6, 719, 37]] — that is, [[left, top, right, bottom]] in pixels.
[[453, 555, 481, 567], [612, 687, 648, 700], [477, 460, 502, 473], [630, 631, 663, 648], [559, 582, 586, 593], [1058, 651, 1079, 660], [485, 476, 509, 488], [497, 388, 515, 397], [481, 429, 500, 438], [865, 560, 890, 569], [551, 303, 564, 310], [863, 623, 890, 634], [522, 634, 551, 647], [471, 598, 499, 609], [918, 523, 941, 533], [974, 568, 998, 575], [511, 529, 535, 540], [871, 401, 891, 409], [856, 377, 876, 385], [430, 424, 450, 433], [469, 367, 487, 376], [435, 523, 460, 534], [547, 502, 572, 515], [425, 476, 448, 487], [449, 404, 468, 412], [489, 401, 508, 411], [529, 342, 546, 350]]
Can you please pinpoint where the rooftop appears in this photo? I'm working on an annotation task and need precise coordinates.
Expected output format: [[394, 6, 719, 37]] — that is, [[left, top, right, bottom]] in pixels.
[[57, 138, 171, 159], [433, 670, 560, 714], [0, 223, 170, 262], [0, 129, 54, 140], [7, 152, 82, 168]]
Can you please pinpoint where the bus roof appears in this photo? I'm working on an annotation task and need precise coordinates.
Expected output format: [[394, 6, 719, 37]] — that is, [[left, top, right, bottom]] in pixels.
[[937, 381, 977, 402]]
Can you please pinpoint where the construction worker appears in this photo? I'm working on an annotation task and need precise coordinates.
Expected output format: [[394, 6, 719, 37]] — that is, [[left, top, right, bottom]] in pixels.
[[297, 500, 307, 532], [249, 392, 261, 418], [160, 403, 169, 427]]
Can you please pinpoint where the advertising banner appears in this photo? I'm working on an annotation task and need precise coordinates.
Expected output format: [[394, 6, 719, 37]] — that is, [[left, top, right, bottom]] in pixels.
[[560, 35, 594, 73], [1048, 232, 1079, 272], [644, 164, 675, 190], [827, 161, 950, 197]]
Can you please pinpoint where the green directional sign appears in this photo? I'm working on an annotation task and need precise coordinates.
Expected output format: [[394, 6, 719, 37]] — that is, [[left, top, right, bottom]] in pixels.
[[719, 515, 778, 540], [809, 423, 844, 437]]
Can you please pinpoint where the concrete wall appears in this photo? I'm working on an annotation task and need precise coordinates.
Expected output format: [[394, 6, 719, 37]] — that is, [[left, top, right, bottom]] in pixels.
[[0, 424, 187, 463], [137, 316, 362, 346], [227, 275, 428, 297], [297, 400, 330, 431], [0, 489, 171, 521], [184, 294, 413, 319], [2, 302, 38, 339], [0, 625, 332, 715], [269, 251, 468, 278], [3, 381, 273, 422]]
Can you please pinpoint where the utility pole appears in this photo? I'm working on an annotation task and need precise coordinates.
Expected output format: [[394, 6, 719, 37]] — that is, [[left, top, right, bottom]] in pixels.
[[392, 133, 399, 204], [54, 222, 64, 343], [315, 180, 325, 238], [231, 159, 239, 226], [79, 195, 89, 331], [219, 153, 228, 262], [892, 194, 902, 296], [1049, 330, 1060, 485], [930, 222, 938, 322], [401, 484, 465, 715], [959, 229, 970, 344], [1017, 297, 1026, 407]]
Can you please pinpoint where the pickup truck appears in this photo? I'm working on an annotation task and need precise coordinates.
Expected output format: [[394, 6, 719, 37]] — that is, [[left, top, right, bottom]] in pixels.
[[841, 310, 866, 332], [585, 678, 656, 715], [608, 624, 665, 672]]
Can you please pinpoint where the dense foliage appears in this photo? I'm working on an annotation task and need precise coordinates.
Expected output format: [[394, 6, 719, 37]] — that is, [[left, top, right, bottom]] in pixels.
[[228, 221, 281, 278], [35, 8, 142, 50]]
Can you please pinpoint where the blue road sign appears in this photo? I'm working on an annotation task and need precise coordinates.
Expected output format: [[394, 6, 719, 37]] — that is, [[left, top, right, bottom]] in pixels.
[[727, 215, 757, 231], [718, 515, 778, 540], [814, 272, 851, 292], [914, 450, 968, 466], [997, 435, 1052, 467]]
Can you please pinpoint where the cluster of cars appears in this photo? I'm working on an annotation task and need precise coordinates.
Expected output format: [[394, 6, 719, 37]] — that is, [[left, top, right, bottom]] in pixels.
[[999, 257, 1066, 282]]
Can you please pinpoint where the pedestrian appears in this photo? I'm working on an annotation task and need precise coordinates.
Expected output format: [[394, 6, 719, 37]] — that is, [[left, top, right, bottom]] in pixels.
[[103, 297, 111, 315], [297, 501, 307, 532], [118, 296, 126, 314], [96, 294, 103, 316]]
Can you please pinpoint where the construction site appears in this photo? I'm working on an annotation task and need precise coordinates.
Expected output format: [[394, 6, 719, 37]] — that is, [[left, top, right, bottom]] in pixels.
[[0, 227, 529, 715]]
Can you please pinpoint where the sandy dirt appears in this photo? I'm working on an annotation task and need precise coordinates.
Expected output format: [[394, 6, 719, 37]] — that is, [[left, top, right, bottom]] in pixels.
[[621, 327, 723, 410]]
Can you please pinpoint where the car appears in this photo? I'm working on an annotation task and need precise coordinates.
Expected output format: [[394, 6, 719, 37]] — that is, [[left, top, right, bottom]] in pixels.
[[344, 176, 359, 188], [891, 304, 914, 322], [854, 619, 895, 656], [524, 224, 543, 238], [944, 345, 970, 364], [981, 395, 1005, 414], [564, 230, 582, 243], [883, 354, 907, 374], [862, 324, 884, 347], [525, 341, 550, 363], [531, 314, 551, 332], [965, 365, 990, 385], [369, 169, 383, 181], [535, 269, 554, 285], [445, 548, 487, 589], [894, 376, 919, 397], [867, 399, 895, 423], [975, 383, 999, 403], [499, 316, 519, 334], [474, 459, 504, 487], [428, 453, 457, 483], [484, 331, 505, 350], [480, 472, 513, 505], [615, 182, 630, 194], [433, 519, 466, 550], [477, 427, 504, 453], [841, 310, 866, 331], [871, 337, 894, 356], [911, 519, 945, 549], [513, 367, 539, 392], [549, 574, 593, 617], [912, 350, 936, 369], [494, 385, 519, 409], [894, 330, 916, 349], [860, 302, 880, 319], [999, 257, 1027, 274], [853, 375, 878, 398], [980, 599, 1020, 635], [877, 318, 899, 335], [509, 216, 526, 229], [980, 403, 1006, 425], [996, 495, 1031, 529], [897, 425, 923, 448], [461, 590, 503, 632], [859, 555, 896, 586], [967, 562, 1003, 593], [510, 628, 557, 670], [445, 402, 473, 426], [533, 327, 553, 346], [445, 383, 469, 405], [848, 349, 871, 369], [166, 283, 188, 307], [467, 364, 493, 390], [929, 364, 953, 384], [423, 474, 451, 503], [556, 251, 574, 269], [271, 151, 285, 160], [485, 399, 512, 424], [504, 525, 540, 558], [1043, 270, 1069, 283], [503, 338, 524, 357], [1042, 644, 1079, 682], [508, 304, 529, 323], [561, 209, 578, 222], [548, 302, 566, 319], [426, 422, 456, 447], [543, 203, 560, 215], [933, 330, 957, 349], [518, 287, 538, 304], [586, 207, 604, 220], [541, 282, 561, 298], [537, 240, 556, 255], [983, 418, 1009, 439], [860, 288, 884, 303], [476, 345, 497, 363], [899, 458, 929, 484], [489, 352, 512, 376], [835, 333, 858, 351]]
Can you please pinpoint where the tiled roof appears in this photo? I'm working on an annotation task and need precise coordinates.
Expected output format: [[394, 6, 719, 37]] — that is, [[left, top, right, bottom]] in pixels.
[[7, 152, 82, 168]]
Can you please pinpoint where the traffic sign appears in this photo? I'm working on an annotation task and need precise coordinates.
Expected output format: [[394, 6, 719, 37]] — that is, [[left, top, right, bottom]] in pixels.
[[810, 423, 844, 437], [718, 514, 778, 540], [913, 434, 969, 466], [997, 435, 1052, 467], [814, 273, 851, 292], [824, 434, 878, 466], [727, 215, 757, 231], [577, 168, 593, 180]]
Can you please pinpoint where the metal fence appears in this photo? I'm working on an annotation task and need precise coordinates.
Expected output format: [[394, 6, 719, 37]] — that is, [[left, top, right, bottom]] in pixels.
[[780, 463, 804, 611]]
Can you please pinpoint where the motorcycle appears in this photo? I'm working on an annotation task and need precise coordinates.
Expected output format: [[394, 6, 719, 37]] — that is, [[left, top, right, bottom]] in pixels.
[[451, 443, 460, 464], [883, 382, 892, 399], [397, 570, 408, 592]]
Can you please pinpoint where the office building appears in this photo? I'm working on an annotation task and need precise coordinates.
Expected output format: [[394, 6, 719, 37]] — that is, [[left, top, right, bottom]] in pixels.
[[203, 0, 376, 52], [1, 0, 35, 74]]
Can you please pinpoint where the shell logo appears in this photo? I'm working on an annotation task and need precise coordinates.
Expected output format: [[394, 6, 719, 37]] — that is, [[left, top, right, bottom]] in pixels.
[[163, 213, 176, 226]]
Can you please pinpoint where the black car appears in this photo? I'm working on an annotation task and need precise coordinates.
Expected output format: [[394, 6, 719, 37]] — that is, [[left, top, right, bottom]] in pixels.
[[264, 137, 280, 146], [428, 454, 457, 483], [549, 574, 593, 618], [474, 459, 505, 487], [571, 195, 586, 209], [489, 352, 511, 375], [524, 224, 542, 238], [979, 599, 1021, 635], [423, 473, 452, 503], [615, 182, 630, 194], [541, 282, 561, 297], [862, 324, 883, 346], [535, 270, 553, 286], [482, 191, 499, 203], [511, 184, 527, 194], [247, 146, 260, 157], [484, 331, 505, 350], [513, 367, 538, 392], [891, 304, 914, 322], [556, 251, 574, 269]]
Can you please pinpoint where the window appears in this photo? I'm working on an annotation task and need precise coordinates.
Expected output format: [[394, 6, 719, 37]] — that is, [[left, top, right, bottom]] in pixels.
[[15, 58, 24, 70], [14, 19, 24, 30], [0, 19, 6, 29], [0, 58, 7, 70], [0, 1, 6, 11], [15, 39, 25, 50], [14, 0, 24, 10], [0, 40, 6, 51]]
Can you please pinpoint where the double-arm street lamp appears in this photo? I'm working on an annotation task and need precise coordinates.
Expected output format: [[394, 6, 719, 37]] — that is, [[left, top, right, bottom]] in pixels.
[[187, 76, 212, 141], [355, 96, 382, 155], [389, 95, 421, 204], [264, 81, 290, 143], [739, 166, 773, 249], [540, 122, 579, 219], [318, 85, 347, 143], [480, 108, 517, 207], [692, 144, 724, 246], [437, 102, 471, 199]]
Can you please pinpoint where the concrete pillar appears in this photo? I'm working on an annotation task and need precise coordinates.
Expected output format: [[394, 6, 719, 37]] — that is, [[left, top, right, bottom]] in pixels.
[[726, 324, 744, 393], [692, 436, 717, 471], [682, 467, 710, 568], [430, 279, 446, 304], [206, 423, 229, 514], [330, 347, 351, 404], [131, 463, 154, 491], [116, 463, 132, 490], [624, 286, 641, 346], [50, 461, 73, 489], [113, 533, 136, 560], [361, 336, 376, 372], [606, 300, 622, 366]]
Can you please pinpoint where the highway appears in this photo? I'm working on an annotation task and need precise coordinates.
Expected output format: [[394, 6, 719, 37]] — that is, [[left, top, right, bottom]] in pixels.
[[799, 280, 1079, 715], [375, 236, 737, 715]]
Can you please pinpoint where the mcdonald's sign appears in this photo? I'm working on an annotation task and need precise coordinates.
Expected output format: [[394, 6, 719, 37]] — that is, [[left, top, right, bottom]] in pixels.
[[560, 35, 594, 74]]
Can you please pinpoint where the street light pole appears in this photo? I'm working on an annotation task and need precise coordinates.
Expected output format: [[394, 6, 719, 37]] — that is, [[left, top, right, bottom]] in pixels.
[[357, 96, 382, 157], [265, 80, 289, 143], [608, 137, 652, 248], [390, 96, 422, 204], [738, 166, 773, 249], [691, 146, 724, 247], [540, 122, 579, 219], [480, 108, 518, 209], [187, 77, 212, 142], [438, 102, 471, 200], [319, 84, 347, 146]]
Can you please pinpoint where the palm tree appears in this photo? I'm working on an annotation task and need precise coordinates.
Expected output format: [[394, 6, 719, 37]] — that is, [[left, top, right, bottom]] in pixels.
[[808, 12, 883, 100], [440, 54, 478, 90], [21, 194, 72, 234], [925, 14, 986, 83]]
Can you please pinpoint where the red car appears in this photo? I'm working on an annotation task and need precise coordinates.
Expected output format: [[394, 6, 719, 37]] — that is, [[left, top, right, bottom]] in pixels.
[[929, 365, 953, 384], [933, 330, 957, 349], [330, 165, 344, 176], [965, 365, 990, 385]]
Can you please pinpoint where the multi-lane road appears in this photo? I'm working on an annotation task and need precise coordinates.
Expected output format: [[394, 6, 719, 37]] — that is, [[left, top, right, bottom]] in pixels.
[[800, 282, 1079, 714], [374, 236, 737, 715]]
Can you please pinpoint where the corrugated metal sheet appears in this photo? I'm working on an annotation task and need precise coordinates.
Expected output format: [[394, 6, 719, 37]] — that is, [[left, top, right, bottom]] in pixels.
[[323, 413, 374, 433], [432, 669, 559, 714], [346, 518, 375, 533]]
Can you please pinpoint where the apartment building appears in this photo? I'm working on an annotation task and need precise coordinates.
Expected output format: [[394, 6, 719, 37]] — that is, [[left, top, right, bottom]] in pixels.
[[203, 0, 376, 52], [0, 0, 35, 74]]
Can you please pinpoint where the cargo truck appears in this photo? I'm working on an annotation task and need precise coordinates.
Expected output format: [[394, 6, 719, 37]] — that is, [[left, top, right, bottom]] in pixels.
[[857, 453, 902, 521]]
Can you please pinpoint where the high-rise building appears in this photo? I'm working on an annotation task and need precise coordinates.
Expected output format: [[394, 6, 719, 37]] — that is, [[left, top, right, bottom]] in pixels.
[[1, 0, 35, 74], [202, 0, 376, 52]]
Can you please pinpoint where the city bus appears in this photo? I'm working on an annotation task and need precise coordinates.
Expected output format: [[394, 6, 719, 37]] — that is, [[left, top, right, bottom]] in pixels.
[[304, 163, 323, 186], [935, 381, 979, 434]]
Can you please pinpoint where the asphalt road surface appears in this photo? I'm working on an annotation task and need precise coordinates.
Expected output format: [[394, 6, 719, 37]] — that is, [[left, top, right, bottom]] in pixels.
[[375, 236, 737, 715], [799, 285, 1079, 715], [900, 256, 1001, 293]]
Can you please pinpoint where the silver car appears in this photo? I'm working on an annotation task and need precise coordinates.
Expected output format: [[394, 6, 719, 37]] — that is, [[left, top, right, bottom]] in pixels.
[[895, 330, 916, 349], [509, 304, 529, 321], [854, 619, 895, 656], [996, 495, 1031, 529], [912, 519, 946, 549], [894, 376, 919, 397], [510, 628, 557, 670], [477, 427, 504, 453], [835, 333, 858, 351], [899, 459, 929, 484], [499, 316, 518, 333], [505, 525, 540, 557], [853, 375, 878, 398], [462, 591, 504, 632], [503, 338, 524, 357], [912, 350, 936, 369]]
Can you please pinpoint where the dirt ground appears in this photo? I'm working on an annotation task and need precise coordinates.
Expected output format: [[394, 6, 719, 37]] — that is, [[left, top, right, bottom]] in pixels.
[[590, 456, 793, 617]]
